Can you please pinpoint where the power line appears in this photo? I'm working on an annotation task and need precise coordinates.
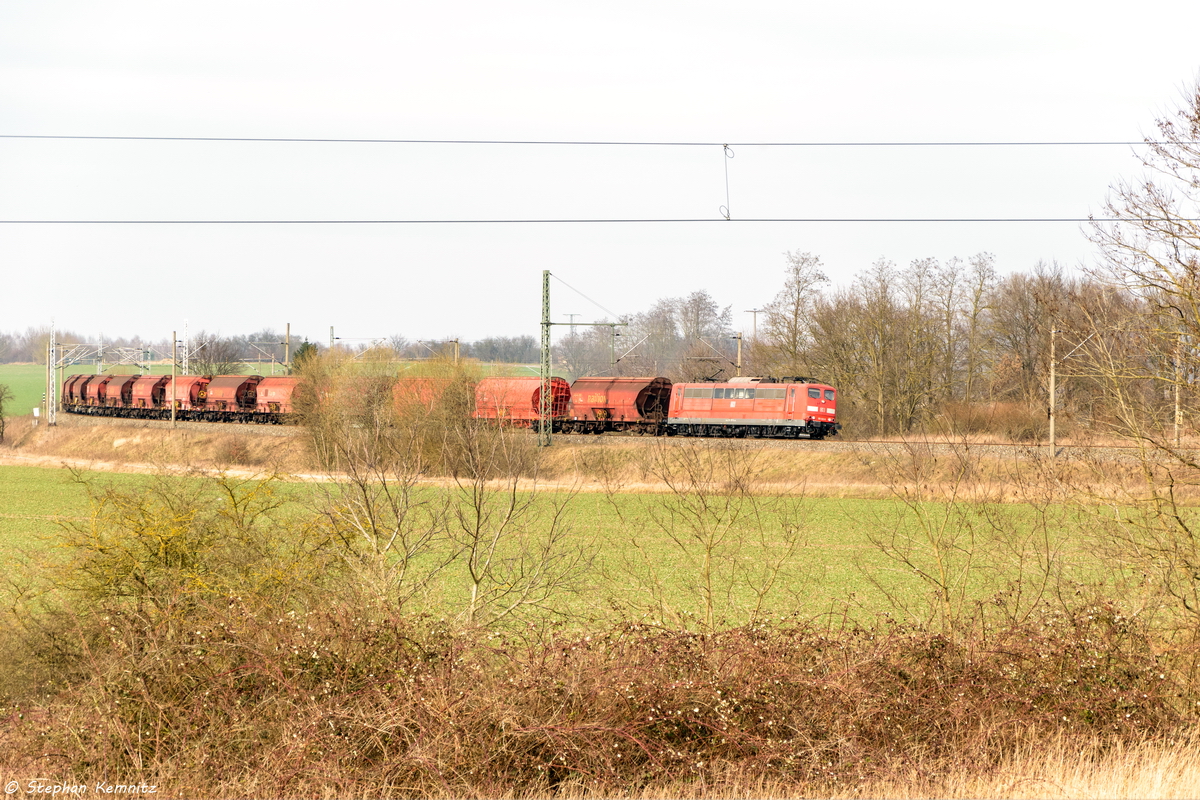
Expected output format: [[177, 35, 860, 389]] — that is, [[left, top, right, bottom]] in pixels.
[[0, 134, 1178, 147], [551, 274, 623, 320], [0, 217, 1189, 224]]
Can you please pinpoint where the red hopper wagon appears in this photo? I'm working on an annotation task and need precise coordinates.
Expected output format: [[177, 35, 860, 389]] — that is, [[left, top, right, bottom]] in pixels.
[[474, 376, 570, 426], [256, 376, 300, 416], [563, 376, 671, 434]]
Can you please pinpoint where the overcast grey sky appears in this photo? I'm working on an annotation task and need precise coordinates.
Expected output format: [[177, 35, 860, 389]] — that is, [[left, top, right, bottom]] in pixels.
[[2, 1, 1198, 345]]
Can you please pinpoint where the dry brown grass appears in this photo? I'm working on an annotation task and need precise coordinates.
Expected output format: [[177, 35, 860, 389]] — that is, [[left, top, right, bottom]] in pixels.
[[0, 413, 311, 475], [832, 733, 1200, 799], [9, 416, 1200, 504], [550, 735, 1200, 797]]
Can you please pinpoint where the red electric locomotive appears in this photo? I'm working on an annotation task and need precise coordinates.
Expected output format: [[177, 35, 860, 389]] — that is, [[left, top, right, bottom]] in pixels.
[[666, 377, 839, 439]]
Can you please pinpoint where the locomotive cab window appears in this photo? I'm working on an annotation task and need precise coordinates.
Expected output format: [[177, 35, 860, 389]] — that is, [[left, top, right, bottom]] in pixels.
[[824, 389, 835, 401], [808, 388, 821, 399]]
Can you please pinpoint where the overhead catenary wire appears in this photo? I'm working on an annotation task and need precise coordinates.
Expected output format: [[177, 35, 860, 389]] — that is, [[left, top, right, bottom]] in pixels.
[[0, 134, 1187, 146], [0, 217, 1194, 224], [3, 133, 1192, 225], [550, 274, 624, 320]]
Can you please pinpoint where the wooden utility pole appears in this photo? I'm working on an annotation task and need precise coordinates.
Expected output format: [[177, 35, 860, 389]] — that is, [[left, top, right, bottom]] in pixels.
[[1048, 328, 1056, 454], [45, 339, 51, 426], [285, 322, 290, 368], [734, 332, 743, 377], [1175, 334, 1183, 447], [45, 324, 53, 426]]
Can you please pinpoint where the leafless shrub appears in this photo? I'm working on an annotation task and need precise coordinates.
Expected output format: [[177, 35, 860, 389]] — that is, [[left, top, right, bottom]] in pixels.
[[856, 438, 1089, 637], [936, 400, 1051, 442], [0, 382, 13, 444], [606, 439, 811, 630], [417, 412, 591, 627]]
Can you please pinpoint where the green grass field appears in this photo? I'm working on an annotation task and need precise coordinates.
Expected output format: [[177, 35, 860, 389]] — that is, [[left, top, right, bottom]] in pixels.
[[0, 363, 60, 420], [0, 465, 189, 559], [0, 462, 1097, 628]]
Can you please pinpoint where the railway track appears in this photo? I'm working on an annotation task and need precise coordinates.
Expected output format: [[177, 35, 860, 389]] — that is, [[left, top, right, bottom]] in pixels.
[[53, 413, 1172, 462], [53, 412, 303, 437]]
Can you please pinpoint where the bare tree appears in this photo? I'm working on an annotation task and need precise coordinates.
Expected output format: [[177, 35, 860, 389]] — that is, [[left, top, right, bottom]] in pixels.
[[962, 253, 998, 402], [298, 349, 590, 624], [760, 250, 828, 377], [558, 324, 617, 378], [0, 383, 13, 443], [804, 287, 870, 432], [610, 439, 809, 630], [442, 420, 589, 626], [624, 298, 682, 377], [675, 289, 733, 344], [1089, 80, 1200, 335], [188, 330, 246, 375], [987, 263, 1071, 404], [1037, 80, 1200, 628]]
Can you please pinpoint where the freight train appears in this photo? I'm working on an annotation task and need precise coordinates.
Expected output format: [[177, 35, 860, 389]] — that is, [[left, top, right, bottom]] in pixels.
[[61, 373, 839, 439]]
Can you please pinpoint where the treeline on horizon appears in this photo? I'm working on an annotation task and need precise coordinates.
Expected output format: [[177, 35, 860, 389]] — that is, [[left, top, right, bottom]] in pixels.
[[4, 254, 1163, 439]]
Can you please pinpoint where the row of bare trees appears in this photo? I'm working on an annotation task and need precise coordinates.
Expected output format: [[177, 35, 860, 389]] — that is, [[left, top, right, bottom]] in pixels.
[[750, 254, 1187, 438], [756, 253, 1059, 436], [547, 255, 1111, 438], [556, 290, 736, 380], [0, 326, 89, 363]]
